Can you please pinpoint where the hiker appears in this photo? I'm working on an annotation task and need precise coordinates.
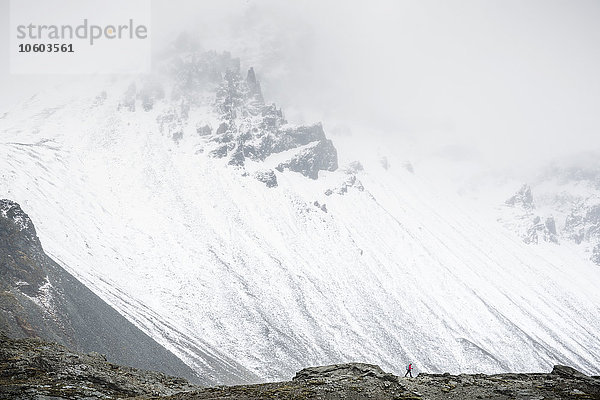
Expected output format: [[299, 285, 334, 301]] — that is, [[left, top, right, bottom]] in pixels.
[[404, 363, 413, 378]]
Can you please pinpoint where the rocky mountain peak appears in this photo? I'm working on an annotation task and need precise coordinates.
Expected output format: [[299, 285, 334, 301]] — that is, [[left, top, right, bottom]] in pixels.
[[114, 50, 339, 180], [246, 66, 264, 104], [207, 63, 338, 178]]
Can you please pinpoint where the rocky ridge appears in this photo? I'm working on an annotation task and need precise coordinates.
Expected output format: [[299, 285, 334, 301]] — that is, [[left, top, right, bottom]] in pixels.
[[2, 334, 600, 400]]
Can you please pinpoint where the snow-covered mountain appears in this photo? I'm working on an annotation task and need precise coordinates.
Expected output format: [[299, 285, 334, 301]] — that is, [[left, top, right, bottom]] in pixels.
[[1, 48, 600, 383]]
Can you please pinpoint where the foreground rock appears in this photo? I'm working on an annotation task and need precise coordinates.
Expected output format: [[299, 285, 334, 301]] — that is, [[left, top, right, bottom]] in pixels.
[[404, 367, 600, 400], [167, 362, 600, 400], [2, 334, 600, 399], [0, 334, 198, 399]]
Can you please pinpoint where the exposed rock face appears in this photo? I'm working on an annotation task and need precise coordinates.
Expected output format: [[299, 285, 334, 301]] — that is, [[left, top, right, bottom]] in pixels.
[[380, 156, 390, 170], [503, 182, 600, 265], [506, 184, 535, 210], [564, 202, 600, 265], [116, 51, 338, 179], [201, 60, 338, 177], [313, 201, 328, 213], [0, 199, 200, 384], [275, 139, 338, 179], [3, 337, 600, 400], [565, 203, 600, 241], [345, 161, 364, 174], [254, 169, 278, 188], [593, 243, 600, 265], [524, 215, 559, 244], [504, 186, 559, 245], [325, 174, 364, 196]]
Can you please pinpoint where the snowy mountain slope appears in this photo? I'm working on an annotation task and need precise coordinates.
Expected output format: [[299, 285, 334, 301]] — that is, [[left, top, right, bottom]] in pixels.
[[0, 199, 201, 384], [1, 51, 600, 383]]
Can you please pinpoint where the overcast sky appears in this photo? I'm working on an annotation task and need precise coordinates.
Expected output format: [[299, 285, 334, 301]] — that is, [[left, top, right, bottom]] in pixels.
[[1, 0, 599, 169]]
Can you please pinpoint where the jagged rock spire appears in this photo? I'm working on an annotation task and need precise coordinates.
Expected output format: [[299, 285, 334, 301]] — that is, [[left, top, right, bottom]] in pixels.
[[246, 67, 264, 104]]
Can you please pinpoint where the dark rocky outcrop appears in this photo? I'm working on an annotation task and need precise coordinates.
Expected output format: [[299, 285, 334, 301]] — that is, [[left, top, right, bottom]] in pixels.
[[293, 363, 398, 383], [0, 199, 200, 384], [254, 170, 278, 188], [206, 62, 338, 177], [276, 139, 338, 180]]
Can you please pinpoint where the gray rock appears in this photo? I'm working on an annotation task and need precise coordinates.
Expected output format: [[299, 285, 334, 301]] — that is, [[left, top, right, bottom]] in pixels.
[[118, 83, 136, 112], [172, 130, 183, 143], [228, 145, 245, 166], [293, 363, 397, 382], [346, 161, 364, 174], [210, 144, 228, 158], [196, 124, 212, 136], [593, 244, 600, 265], [276, 139, 338, 180], [552, 365, 589, 379], [139, 78, 165, 111], [254, 170, 278, 188], [545, 216, 557, 236], [506, 184, 535, 210], [380, 156, 390, 170], [200, 65, 338, 179]]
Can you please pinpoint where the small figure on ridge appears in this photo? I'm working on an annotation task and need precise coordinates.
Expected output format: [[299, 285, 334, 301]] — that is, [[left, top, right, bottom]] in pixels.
[[404, 363, 413, 378]]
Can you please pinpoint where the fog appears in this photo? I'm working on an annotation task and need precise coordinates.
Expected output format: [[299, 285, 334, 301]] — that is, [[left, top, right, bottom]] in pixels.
[[2, 0, 600, 171]]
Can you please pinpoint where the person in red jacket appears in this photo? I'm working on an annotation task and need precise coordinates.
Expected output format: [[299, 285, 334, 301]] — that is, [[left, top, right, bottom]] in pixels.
[[404, 363, 413, 377]]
